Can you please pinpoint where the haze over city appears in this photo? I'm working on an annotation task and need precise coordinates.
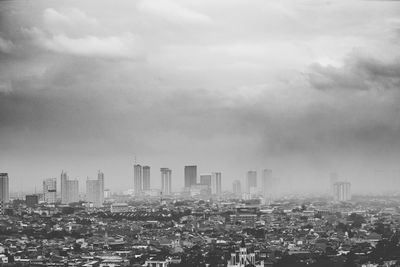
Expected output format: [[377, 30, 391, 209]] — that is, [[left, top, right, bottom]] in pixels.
[[1, 0, 400, 194]]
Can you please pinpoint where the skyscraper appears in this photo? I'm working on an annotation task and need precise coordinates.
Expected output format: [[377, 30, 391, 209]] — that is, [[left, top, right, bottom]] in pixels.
[[246, 171, 257, 194], [143, 166, 151, 191], [66, 179, 79, 203], [61, 171, 79, 204], [61, 171, 68, 204], [160, 168, 172, 195], [211, 172, 222, 195], [261, 169, 272, 198], [43, 178, 57, 204], [86, 171, 104, 207], [200, 174, 212, 187], [232, 180, 241, 196], [134, 164, 143, 195], [184, 165, 197, 189], [0, 173, 9, 203], [330, 172, 339, 196], [333, 182, 351, 202]]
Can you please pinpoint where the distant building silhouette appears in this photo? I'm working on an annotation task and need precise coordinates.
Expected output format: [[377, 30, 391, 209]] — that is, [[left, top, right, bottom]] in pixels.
[[232, 180, 241, 196], [134, 164, 143, 195], [211, 172, 222, 195], [61, 171, 79, 204], [143, 166, 151, 191], [160, 168, 172, 195], [330, 172, 339, 196], [43, 178, 57, 204], [246, 171, 257, 194], [261, 169, 272, 199], [200, 174, 212, 187], [86, 171, 104, 207], [0, 173, 9, 204], [333, 181, 351, 202], [184, 165, 197, 189]]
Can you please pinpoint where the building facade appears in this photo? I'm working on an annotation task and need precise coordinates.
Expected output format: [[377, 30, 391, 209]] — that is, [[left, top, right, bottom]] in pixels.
[[43, 178, 57, 204], [184, 165, 197, 189], [246, 171, 257, 194], [333, 181, 351, 202], [211, 172, 222, 195], [61, 171, 79, 204], [142, 166, 151, 191], [232, 180, 241, 197], [86, 171, 104, 207]]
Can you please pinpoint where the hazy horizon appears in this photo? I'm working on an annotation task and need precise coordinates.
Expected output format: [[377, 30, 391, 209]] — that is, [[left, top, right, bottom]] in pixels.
[[1, 0, 400, 195]]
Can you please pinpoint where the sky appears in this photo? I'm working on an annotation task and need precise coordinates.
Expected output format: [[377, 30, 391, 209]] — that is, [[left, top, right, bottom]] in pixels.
[[1, 0, 400, 194]]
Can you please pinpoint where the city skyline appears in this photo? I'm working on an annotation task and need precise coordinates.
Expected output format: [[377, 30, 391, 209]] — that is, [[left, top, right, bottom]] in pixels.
[[1, 0, 400, 195]]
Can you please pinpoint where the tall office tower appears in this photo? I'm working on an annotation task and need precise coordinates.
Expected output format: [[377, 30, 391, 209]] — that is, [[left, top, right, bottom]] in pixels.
[[134, 164, 143, 195], [246, 171, 257, 194], [333, 182, 351, 202], [43, 178, 57, 204], [200, 174, 212, 187], [0, 173, 9, 203], [211, 172, 222, 195], [66, 179, 79, 203], [142, 166, 151, 191], [233, 180, 241, 196], [330, 172, 339, 196], [61, 171, 68, 204], [261, 169, 272, 198], [184, 165, 197, 189], [61, 171, 80, 204], [86, 171, 104, 207], [160, 168, 172, 195]]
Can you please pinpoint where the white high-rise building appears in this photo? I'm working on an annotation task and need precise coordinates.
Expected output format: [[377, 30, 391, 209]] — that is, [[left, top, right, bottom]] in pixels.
[[161, 168, 172, 196], [211, 172, 222, 195], [43, 178, 57, 204]]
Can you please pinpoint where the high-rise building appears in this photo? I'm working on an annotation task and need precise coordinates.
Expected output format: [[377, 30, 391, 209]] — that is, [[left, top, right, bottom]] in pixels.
[[66, 179, 79, 203], [160, 168, 172, 195], [333, 182, 351, 202], [330, 172, 339, 196], [143, 166, 151, 191], [0, 173, 9, 203], [43, 178, 57, 204], [184, 165, 197, 189], [246, 171, 257, 194], [134, 164, 143, 195], [261, 169, 272, 198], [86, 171, 105, 207], [200, 174, 212, 187], [233, 180, 241, 196], [211, 172, 222, 195], [61, 171, 79, 204], [61, 171, 68, 204]]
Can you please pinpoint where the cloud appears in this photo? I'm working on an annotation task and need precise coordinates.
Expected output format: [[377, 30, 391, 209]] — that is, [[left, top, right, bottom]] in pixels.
[[43, 8, 98, 34], [307, 51, 400, 91], [40, 32, 142, 59], [0, 36, 14, 53], [138, 0, 212, 24]]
